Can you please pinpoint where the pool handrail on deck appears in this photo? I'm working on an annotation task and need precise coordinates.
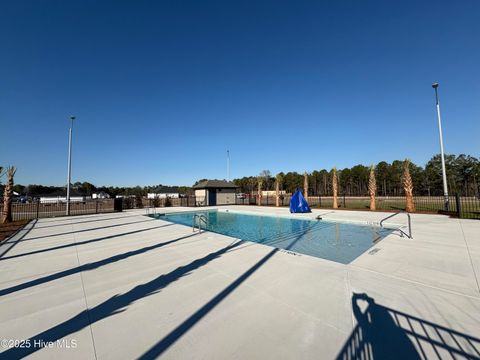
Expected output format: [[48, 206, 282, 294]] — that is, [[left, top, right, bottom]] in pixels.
[[380, 211, 412, 239]]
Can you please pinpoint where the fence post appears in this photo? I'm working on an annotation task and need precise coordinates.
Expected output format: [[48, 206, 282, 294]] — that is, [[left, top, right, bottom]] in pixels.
[[343, 195, 346, 208], [456, 194, 462, 218], [96, 200, 99, 214], [36, 200, 40, 219]]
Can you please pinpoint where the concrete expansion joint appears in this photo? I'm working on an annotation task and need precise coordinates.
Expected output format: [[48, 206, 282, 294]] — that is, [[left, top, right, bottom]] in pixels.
[[349, 264, 480, 301], [71, 222, 99, 360], [458, 219, 480, 294]]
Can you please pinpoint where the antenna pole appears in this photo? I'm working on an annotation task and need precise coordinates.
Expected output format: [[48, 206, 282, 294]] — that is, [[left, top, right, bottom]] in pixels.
[[227, 150, 230, 181]]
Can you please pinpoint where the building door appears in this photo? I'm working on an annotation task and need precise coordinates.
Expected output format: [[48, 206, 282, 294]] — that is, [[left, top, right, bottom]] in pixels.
[[208, 189, 216, 206]]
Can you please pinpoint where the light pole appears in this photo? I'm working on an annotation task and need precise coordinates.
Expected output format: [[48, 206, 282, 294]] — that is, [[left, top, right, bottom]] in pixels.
[[227, 150, 230, 181], [432, 83, 449, 211], [66, 116, 75, 216]]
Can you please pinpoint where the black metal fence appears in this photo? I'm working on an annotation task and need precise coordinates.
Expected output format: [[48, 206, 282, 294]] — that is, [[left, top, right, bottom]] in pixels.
[[4, 194, 478, 220], [0, 196, 209, 222], [0, 199, 116, 221], [235, 194, 480, 219], [121, 196, 204, 210], [0, 195, 208, 222]]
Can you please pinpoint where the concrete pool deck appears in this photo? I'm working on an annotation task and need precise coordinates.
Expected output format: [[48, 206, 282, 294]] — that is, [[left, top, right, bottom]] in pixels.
[[0, 206, 479, 359]]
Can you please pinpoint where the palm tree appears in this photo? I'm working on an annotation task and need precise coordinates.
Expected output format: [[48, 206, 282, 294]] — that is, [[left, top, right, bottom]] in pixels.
[[369, 165, 377, 210], [0, 166, 5, 187], [257, 177, 263, 206], [275, 173, 283, 207], [2, 166, 17, 223], [332, 167, 338, 209], [303, 171, 309, 199], [403, 160, 415, 212]]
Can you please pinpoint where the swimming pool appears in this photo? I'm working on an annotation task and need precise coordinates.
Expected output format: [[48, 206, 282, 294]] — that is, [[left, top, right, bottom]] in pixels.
[[151, 210, 393, 264]]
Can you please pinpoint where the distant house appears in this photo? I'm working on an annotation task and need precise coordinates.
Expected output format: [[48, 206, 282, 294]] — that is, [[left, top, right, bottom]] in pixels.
[[92, 192, 110, 199], [192, 180, 237, 206], [38, 191, 90, 204], [147, 193, 180, 199]]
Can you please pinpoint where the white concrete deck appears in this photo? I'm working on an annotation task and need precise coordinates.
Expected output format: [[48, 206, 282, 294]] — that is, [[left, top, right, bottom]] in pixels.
[[0, 206, 479, 359]]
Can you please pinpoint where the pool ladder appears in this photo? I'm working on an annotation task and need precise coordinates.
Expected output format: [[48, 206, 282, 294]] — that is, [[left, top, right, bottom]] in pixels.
[[193, 214, 208, 232], [145, 206, 157, 216], [380, 211, 413, 239]]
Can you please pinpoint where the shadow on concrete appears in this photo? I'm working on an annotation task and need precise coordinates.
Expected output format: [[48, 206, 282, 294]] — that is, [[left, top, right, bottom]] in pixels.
[[138, 221, 313, 358], [0, 231, 202, 297], [0, 223, 174, 261], [336, 293, 480, 360], [33, 214, 142, 229], [0, 219, 38, 258], [0, 239, 245, 359], [12, 219, 155, 243], [2, 217, 317, 359]]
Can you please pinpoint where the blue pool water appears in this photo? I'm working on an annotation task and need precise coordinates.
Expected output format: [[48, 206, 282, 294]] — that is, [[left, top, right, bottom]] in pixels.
[[153, 210, 393, 264]]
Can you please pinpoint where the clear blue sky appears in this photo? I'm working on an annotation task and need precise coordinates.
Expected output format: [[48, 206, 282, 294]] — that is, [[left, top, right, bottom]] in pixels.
[[1, 0, 479, 187]]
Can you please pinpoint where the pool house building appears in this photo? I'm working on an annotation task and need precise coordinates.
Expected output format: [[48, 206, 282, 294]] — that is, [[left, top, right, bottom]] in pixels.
[[192, 180, 237, 206]]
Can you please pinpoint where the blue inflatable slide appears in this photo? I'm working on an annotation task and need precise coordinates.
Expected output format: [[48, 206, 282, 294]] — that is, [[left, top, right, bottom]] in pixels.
[[289, 190, 311, 213]]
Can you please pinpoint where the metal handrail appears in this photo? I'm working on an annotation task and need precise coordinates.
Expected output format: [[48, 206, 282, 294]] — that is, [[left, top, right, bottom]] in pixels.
[[145, 206, 156, 216], [193, 214, 208, 232], [380, 211, 412, 239]]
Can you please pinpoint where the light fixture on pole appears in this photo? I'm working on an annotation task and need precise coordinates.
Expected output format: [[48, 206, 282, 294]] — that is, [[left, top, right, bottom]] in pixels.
[[66, 116, 75, 216], [432, 83, 449, 211]]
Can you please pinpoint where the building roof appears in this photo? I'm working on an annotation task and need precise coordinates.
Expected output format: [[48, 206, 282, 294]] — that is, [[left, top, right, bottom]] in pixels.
[[192, 180, 237, 189]]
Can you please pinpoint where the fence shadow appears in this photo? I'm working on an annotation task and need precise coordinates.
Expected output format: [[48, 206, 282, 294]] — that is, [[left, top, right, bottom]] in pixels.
[[0, 240, 245, 359], [138, 223, 314, 358], [0, 231, 202, 297], [0, 219, 37, 258], [2, 218, 316, 359], [0, 223, 174, 261], [13, 218, 155, 243], [33, 214, 141, 229], [336, 293, 480, 360]]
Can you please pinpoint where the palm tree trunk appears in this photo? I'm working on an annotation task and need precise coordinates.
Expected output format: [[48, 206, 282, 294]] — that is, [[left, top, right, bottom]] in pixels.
[[303, 171, 308, 199], [275, 180, 279, 207], [332, 167, 338, 209], [257, 179, 263, 206], [2, 166, 16, 223], [369, 166, 377, 211], [403, 160, 415, 212]]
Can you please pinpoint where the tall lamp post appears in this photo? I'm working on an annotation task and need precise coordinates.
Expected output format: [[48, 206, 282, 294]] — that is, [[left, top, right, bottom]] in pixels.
[[227, 150, 230, 181], [432, 83, 449, 211], [66, 116, 75, 216]]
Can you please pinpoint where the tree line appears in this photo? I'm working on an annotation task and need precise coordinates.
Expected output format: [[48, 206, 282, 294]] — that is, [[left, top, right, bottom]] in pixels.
[[2, 153, 479, 200], [233, 154, 480, 197], [0, 182, 192, 198]]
